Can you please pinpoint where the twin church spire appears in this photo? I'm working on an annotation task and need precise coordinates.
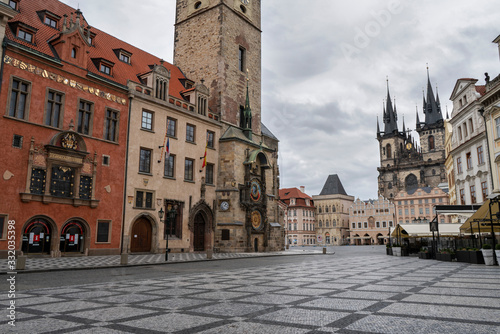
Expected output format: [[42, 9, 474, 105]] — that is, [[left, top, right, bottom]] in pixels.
[[377, 69, 443, 138]]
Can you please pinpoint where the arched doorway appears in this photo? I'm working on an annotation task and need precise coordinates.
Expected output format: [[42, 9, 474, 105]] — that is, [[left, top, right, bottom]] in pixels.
[[22, 219, 52, 254], [193, 213, 205, 251], [60, 220, 86, 253], [377, 233, 384, 245], [130, 218, 152, 253]]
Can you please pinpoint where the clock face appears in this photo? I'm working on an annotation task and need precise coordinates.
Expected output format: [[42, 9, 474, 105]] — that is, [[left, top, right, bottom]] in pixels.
[[406, 143, 412, 150], [220, 201, 229, 211], [251, 211, 262, 230], [250, 179, 262, 202]]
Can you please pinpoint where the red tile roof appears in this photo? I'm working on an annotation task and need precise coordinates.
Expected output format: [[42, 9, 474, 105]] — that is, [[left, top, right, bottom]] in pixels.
[[279, 188, 312, 200], [476, 85, 486, 96], [5, 0, 187, 99]]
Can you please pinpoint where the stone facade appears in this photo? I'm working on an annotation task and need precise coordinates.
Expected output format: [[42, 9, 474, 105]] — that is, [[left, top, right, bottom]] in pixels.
[[174, 0, 281, 253], [280, 187, 316, 246], [349, 197, 395, 245], [377, 78, 446, 200]]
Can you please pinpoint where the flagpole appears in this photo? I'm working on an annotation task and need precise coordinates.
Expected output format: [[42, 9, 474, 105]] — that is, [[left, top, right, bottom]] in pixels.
[[159, 118, 170, 163]]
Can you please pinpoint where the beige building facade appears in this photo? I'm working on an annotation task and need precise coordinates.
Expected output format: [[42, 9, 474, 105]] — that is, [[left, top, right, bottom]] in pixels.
[[394, 187, 451, 225], [444, 119, 457, 205], [124, 62, 221, 254], [349, 197, 395, 245], [313, 175, 353, 246]]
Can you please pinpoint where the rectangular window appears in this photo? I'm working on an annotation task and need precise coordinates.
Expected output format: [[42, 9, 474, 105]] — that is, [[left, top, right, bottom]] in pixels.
[[207, 130, 215, 148], [458, 126, 462, 141], [470, 185, 476, 204], [425, 207, 430, 214], [45, 90, 63, 127], [135, 190, 154, 209], [184, 158, 194, 181], [358, 222, 362, 228], [411, 208, 415, 215], [457, 157, 462, 173], [79, 176, 92, 200], [238, 46, 246, 72], [460, 189, 465, 205], [104, 109, 119, 142], [96, 221, 110, 243], [77, 100, 93, 135], [352, 223, 355, 229], [44, 16, 57, 28], [119, 53, 130, 64], [100, 63, 111, 75], [206, 163, 214, 185], [221, 229, 230, 240], [164, 154, 175, 178], [419, 208, 423, 215], [0, 216, 5, 239], [9, 1, 17, 10], [463, 122, 468, 137], [167, 117, 176, 137], [398, 209, 402, 215], [477, 146, 484, 165], [50, 166, 74, 198], [482, 181, 488, 202], [12, 134, 23, 148], [30, 168, 46, 195], [139, 148, 152, 174], [496, 118, 500, 138], [9, 78, 30, 119], [186, 124, 195, 143], [364, 222, 368, 228], [469, 118, 474, 134], [17, 29, 33, 43], [404, 208, 408, 215], [141, 110, 153, 130], [376, 222, 380, 228], [383, 221, 387, 228], [466, 152, 472, 170]]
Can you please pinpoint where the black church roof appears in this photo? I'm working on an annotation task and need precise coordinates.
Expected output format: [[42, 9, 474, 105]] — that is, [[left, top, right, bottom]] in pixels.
[[319, 174, 348, 196]]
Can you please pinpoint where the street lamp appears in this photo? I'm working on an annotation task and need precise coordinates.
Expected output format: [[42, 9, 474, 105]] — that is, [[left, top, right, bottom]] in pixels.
[[158, 207, 167, 261]]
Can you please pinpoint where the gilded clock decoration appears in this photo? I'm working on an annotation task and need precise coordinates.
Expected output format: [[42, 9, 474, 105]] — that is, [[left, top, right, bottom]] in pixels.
[[250, 179, 261, 202], [61, 133, 78, 150], [251, 210, 262, 230]]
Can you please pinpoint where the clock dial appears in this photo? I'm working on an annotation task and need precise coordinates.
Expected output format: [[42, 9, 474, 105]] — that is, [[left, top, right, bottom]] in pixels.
[[220, 201, 229, 211], [251, 211, 262, 230], [406, 143, 412, 150], [250, 179, 262, 202]]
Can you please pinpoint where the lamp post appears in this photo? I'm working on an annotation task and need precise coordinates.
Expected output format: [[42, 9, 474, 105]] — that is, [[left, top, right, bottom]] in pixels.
[[158, 207, 167, 261]]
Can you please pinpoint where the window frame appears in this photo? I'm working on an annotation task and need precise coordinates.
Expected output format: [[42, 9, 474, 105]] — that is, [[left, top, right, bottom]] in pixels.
[[477, 146, 484, 165], [466, 152, 472, 170], [43, 15, 58, 28], [184, 158, 194, 181], [141, 110, 153, 131], [167, 117, 177, 137], [134, 189, 155, 209], [457, 157, 462, 173], [207, 130, 215, 148], [104, 108, 119, 142], [238, 46, 246, 72], [7, 77, 31, 120], [206, 163, 214, 185], [96, 220, 111, 243], [99, 62, 112, 75], [470, 185, 476, 204], [164, 154, 175, 179], [44, 89, 64, 128], [482, 181, 488, 202], [77, 99, 94, 136], [0, 215, 8, 240], [17, 29, 34, 43], [186, 123, 196, 143], [139, 148, 152, 174]]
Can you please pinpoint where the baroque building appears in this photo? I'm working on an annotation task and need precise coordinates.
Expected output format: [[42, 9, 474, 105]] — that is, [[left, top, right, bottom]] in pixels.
[[174, 0, 282, 252], [449, 78, 490, 205], [348, 196, 395, 245], [279, 187, 316, 246], [377, 74, 446, 200], [313, 175, 353, 246]]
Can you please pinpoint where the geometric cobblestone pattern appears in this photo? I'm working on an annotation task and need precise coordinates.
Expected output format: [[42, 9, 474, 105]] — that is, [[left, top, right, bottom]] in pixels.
[[2, 251, 500, 333]]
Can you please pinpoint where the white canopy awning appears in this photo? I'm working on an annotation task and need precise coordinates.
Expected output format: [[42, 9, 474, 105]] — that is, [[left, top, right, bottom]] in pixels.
[[392, 223, 462, 238]]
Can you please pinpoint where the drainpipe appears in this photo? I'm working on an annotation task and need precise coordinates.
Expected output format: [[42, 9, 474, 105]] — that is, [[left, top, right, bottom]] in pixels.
[[120, 96, 133, 254]]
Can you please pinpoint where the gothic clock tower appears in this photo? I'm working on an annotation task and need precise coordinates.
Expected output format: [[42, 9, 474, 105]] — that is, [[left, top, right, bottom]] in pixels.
[[174, 0, 282, 253]]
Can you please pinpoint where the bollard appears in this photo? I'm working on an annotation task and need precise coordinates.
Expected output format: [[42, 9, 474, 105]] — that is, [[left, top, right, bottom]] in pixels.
[[206, 250, 213, 259], [120, 253, 128, 265], [16, 256, 27, 270], [323, 247, 327, 254]]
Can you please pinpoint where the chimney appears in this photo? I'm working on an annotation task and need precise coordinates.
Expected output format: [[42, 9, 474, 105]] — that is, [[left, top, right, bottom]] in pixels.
[[300, 186, 305, 193]]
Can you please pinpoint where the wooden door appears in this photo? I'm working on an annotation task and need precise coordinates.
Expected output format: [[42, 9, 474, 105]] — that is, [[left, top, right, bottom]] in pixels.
[[131, 218, 151, 253], [193, 213, 205, 251]]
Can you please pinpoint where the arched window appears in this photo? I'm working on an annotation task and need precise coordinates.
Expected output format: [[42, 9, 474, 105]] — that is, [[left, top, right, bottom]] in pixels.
[[386, 144, 392, 158], [332, 205, 336, 212], [71, 48, 76, 58], [318, 220, 323, 228], [325, 206, 329, 213], [405, 174, 418, 191], [428, 135, 435, 150], [318, 207, 322, 213], [325, 219, 329, 227]]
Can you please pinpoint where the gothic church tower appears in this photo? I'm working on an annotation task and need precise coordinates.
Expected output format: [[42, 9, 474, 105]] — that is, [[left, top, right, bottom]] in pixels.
[[174, 0, 282, 253], [377, 72, 446, 200]]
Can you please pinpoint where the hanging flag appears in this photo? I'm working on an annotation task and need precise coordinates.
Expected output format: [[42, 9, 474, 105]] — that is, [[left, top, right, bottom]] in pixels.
[[165, 137, 170, 160]]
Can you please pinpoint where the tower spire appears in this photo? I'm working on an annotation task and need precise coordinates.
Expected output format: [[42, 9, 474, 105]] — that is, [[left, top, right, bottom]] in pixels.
[[243, 69, 252, 140], [423, 66, 443, 126], [383, 77, 398, 135]]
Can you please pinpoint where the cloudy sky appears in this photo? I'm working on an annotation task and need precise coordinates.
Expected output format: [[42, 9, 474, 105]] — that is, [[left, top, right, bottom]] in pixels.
[[61, 0, 500, 200]]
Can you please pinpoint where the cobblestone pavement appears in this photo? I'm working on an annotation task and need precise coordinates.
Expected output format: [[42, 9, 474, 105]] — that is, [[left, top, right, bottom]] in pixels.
[[0, 247, 324, 273], [2, 251, 500, 333]]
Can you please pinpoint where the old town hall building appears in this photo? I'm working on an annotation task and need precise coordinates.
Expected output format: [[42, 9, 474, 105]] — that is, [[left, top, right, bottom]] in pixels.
[[377, 73, 447, 200]]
